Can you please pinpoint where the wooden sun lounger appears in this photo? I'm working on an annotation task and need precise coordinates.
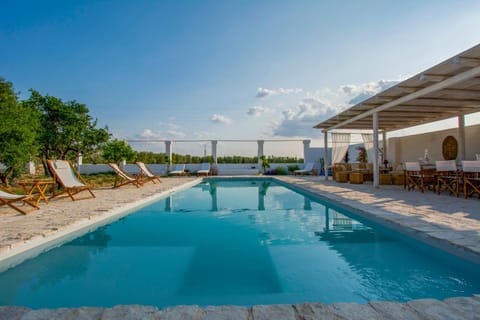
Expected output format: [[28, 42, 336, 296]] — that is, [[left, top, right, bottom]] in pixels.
[[47, 160, 95, 201], [108, 163, 143, 188], [135, 162, 162, 184], [0, 187, 39, 215]]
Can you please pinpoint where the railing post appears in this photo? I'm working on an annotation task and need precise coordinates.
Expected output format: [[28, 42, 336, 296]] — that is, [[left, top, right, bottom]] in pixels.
[[165, 141, 172, 169], [257, 140, 264, 165], [303, 139, 311, 164], [211, 140, 218, 164]]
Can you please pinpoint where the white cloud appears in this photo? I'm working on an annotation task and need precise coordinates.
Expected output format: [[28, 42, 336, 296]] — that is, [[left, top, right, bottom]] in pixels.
[[167, 130, 186, 139], [256, 87, 303, 98], [136, 127, 186, 140], [140, 129, 162, 139], [247, 106, 267, 116], [256, 88, 276, 98], [340, 79, 402, 105], [272, 97, 343, 137], [269, 78, 405, 138], [210, 114, 232, 124]]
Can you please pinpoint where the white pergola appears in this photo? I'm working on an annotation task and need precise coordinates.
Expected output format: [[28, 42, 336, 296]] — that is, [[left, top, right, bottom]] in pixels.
[[314, 44, 480, 187]]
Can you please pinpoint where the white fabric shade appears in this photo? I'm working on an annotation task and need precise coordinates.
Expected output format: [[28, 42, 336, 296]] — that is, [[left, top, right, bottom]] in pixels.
[[331, 133, 351, 164], [361, 133, 375, 164]]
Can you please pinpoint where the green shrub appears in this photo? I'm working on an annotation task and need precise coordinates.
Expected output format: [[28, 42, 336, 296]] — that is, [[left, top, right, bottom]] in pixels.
[[287, 165, 300, 173], [275, 167, 288, 175]]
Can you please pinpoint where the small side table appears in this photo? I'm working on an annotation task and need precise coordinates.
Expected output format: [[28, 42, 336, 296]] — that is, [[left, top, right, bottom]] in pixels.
[[18, 179, 55, 206], [350, 172, 364, 184], [379, 174, 392, 185], [335, 172, 349, 183]]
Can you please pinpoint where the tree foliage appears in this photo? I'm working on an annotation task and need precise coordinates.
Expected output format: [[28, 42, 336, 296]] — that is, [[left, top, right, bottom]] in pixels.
[[137, 151, 167, 164], [0, 78, 39, 184], [24, 90, 110, 163], [102, 139, 137, 164]]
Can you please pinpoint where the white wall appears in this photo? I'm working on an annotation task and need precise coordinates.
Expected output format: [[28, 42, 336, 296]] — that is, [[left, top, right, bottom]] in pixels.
[[305, 147, 333, 170], [76, 162, 305, 175], [387, 124, 480, 166]]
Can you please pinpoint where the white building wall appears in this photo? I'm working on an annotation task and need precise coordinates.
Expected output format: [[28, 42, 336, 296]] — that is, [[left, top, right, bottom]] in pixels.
[[387, 124, 480, 166]]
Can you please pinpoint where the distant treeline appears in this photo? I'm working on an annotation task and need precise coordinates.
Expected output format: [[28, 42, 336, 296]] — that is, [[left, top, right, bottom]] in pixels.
[[86, 152, 303, 164]]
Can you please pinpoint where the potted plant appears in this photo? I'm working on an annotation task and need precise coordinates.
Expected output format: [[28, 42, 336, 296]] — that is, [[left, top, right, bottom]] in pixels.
[[260, 155, 270, 174]]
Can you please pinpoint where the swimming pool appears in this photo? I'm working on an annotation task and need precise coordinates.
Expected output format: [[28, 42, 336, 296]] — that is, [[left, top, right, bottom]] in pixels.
[[0, 178, 479, 308]]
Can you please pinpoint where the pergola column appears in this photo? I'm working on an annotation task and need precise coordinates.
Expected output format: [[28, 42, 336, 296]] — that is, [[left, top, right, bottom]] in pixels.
[[323, 131, 329, 180], [257, 140, 264, 165], [211, 140, 218, 164], [458, 115, 466, 161], [303, 139, 311, 163], [373, 112, 379, 187]]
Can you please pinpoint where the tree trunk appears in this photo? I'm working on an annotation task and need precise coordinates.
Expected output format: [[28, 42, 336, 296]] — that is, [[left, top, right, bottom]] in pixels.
[[0, 167, 13, 186]]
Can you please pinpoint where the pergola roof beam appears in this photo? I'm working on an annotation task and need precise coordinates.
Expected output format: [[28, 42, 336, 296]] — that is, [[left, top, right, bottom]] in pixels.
[[362, 98, 480, 106], [453, 56, 480, 67], [419, 74, 449, 82], [320, 65, 480, 131], [314, 44, 480, 133]]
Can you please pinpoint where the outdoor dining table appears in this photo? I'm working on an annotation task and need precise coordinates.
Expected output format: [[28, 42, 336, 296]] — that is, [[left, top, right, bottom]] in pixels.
[[17, 179, 55, 206]]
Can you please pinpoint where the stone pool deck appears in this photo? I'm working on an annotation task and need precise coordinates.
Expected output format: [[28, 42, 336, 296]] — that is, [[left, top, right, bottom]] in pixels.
[[1, 176, 479, 320]]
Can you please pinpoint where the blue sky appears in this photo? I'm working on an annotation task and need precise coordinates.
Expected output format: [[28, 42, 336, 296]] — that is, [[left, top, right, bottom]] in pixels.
[[1, 0, 480, 155]]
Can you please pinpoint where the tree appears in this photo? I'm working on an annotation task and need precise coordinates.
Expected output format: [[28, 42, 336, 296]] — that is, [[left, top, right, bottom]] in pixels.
[[24, 90, 110, 166], [260, 155, 270, 173], [0, 78, 39, 185], [102, 139, 137, 164]]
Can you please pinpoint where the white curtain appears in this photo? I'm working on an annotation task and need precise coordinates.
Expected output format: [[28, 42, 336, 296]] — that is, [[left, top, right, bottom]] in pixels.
[[331, 133, 351, 164], [361, 133, 374, 163]]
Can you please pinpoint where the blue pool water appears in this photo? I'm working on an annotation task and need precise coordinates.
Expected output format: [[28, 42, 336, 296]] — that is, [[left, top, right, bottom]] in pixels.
[[0, 178, 479, 308]]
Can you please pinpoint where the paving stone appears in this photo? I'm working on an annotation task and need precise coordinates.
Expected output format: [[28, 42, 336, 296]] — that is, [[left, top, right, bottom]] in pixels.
[[101, 305, 160, 320], [407, 299, 467, 320], [443, 297, 480, 320], [293, 303, 343, 320], [0, 306, 31, 320], [70, 307, 105, 320], [20, 308, 78, 320], [199, 306, 249, 320], [160, 305, 201, 320], [330, 302, 383, 320], [368, 301, 424, 320], [251, 304, 295, 320]]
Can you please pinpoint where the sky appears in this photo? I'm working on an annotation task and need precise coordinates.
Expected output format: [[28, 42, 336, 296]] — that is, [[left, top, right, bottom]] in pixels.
[[1, 0, 480, 156]]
